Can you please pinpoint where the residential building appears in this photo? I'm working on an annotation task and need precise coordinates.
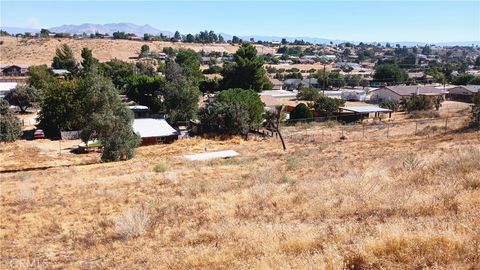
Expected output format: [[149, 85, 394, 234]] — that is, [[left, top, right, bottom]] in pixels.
[[370, 86, 446, 102], [447, 85, 480, 102]]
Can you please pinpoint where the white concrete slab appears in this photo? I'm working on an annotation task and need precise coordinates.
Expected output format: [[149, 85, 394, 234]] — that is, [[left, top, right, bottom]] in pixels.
[[184, 150, 239, 161]]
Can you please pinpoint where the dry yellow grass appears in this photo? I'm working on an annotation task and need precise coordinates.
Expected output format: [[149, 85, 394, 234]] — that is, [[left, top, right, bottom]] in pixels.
[[0, 37, 277, 66], [1, 117, 479, 269]]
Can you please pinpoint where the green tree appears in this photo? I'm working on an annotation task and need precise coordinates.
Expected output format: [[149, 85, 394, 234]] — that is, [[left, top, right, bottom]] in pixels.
[[0, 99, 22, 142], [4, 85, 41, 113], [125, 75, 166, 112], [185, 34, 195, 43], [373, 64, 408, 84], [28, 65, 56, 90], [52, 44, 77, 72], [174, 31, 181, 41], [80, 47, 99, 74], [77, 70, 140, 162], [328, 72, 346, 88], [37, 79, 81, 137], [40, 28, 50, 38], [175, 49, 204, 84], [140, 44, 150, 57], [297, 88, 320, 101], [199, 88, 264, 134], [313, 96, 345, 115], [100, 59, 136, 89], [221, 44, 272, 92], [345, 74, 362, 88], [290, 103, 313, 120], [163, 79, 202, 124]]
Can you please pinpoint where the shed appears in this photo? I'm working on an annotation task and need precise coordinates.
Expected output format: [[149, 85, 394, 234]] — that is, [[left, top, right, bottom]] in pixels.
[[132, 118, 178, 145], [447, 85, 479, 102], [339, 105, 392, 120]]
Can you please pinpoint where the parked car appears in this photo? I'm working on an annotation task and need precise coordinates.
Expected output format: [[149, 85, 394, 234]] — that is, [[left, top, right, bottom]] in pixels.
[[33, 129, 45, 139]]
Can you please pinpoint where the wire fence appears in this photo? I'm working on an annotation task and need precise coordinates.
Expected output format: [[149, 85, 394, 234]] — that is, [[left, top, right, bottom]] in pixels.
[[279, 115, 476, 144]]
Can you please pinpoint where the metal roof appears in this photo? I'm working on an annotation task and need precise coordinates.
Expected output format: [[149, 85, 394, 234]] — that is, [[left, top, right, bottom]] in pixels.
[[339, 106, 392, 114], [132, 119, 178, 138]]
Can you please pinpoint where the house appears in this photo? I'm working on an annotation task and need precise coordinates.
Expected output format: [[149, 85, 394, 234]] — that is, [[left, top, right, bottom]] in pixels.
[[370, 86, 446, 102], [1, 65, 29, 76], [447, 85, 480, 102], [269, 78, 284, 90], [128, 105, 151, 118], [283, 78, 320, 91], [132, 118, 179, 146]]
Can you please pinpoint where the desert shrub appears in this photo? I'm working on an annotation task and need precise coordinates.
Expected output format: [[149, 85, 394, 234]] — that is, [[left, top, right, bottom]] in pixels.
[[153, 162, 168, 173], [402, 154, 422, 171], [286, 156, 300, 170], [379, 100, 400, 112], [296, 88, 320, 101], [115, 206, 150, 238], [401, 95, 434, 113], [290, 103, 313, 120], [408, 110, 440, 119], [17, 187, 34, 203]]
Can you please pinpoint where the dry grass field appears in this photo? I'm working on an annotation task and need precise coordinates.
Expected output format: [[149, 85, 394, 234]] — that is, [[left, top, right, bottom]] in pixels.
[[0, 37, 276, 66], [1, 113, 479, 269]]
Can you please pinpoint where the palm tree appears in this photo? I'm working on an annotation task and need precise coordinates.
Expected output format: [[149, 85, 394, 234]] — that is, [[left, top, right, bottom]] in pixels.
[[264, 105, 286, 150]]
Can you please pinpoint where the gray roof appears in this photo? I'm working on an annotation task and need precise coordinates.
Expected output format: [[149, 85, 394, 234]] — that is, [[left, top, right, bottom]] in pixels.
[[383, 86, 446, 96], [461, 85, 480, 93]]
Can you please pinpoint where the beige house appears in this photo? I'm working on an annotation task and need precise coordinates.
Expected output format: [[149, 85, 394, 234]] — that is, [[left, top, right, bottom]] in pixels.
[[447, 85, 479, 102], [370, 86, 446, 102]]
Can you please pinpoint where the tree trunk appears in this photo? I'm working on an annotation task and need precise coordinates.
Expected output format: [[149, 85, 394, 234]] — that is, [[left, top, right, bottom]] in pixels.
[[275, 122, 286, 151]]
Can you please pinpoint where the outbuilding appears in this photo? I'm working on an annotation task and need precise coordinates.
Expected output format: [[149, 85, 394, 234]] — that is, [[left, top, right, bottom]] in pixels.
[[132, 118, 178, 145], [447, 85, 479, 102]]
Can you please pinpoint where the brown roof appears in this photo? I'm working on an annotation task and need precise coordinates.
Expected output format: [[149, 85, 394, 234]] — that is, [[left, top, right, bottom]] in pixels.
[[384, 86, 445, 96]]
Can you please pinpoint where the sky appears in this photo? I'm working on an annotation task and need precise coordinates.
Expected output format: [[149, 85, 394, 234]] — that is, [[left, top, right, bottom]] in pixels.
[[1, 0, 479, 43]]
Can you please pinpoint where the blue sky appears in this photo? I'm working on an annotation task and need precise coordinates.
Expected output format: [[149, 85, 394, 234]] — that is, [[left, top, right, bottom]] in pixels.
[[1, 1, 479, 43]]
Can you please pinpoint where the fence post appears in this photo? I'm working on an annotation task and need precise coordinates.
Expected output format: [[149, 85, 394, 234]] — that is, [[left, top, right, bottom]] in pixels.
[[387, 122, 390, 138], [362, 123, 365, 139], [415, 121, 418, 136], [444, 117, 448, 134]]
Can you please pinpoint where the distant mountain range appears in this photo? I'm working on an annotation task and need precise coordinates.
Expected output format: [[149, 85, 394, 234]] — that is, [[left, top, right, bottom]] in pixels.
[[1, 22, 479, 47]]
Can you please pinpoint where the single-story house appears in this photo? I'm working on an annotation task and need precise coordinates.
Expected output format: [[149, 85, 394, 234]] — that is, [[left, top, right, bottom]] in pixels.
[[269, 78, 284, 90], [1, 65, 29, 76], [447, 85, 480, 102], [128, 105, 151, 118], [370, 86, 446, 102], [283, 78, 320, 90], [132, 118, 178, 146]]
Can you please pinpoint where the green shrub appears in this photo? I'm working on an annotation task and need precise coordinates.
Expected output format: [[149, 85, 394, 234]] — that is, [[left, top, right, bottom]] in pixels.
[[290, 103, 313, 120], [154, 162, 168, 173]]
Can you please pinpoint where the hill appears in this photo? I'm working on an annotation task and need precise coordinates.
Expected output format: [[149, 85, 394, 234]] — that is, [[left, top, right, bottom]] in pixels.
[[0, 36, 276, 66]]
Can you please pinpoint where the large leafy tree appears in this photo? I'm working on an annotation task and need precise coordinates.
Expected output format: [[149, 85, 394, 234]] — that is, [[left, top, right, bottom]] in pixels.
[[28, 65, 56, 90], [220, 44, 272, 92], [199, 88, 265, 134], [100, 59, 136, 89], [313, 96, 345, 115], [297, 88, 320, 101], [0, 99, 22, 142], [77, 69, 140, 162], [175, 49, 204, 84], [373, 64, 408, 84], [125, 75, 166, 112], [163, 79, 202, 124], [37, 79, 82, 137], [52, 44, 77, 73], [5, 85, 41, 113]]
